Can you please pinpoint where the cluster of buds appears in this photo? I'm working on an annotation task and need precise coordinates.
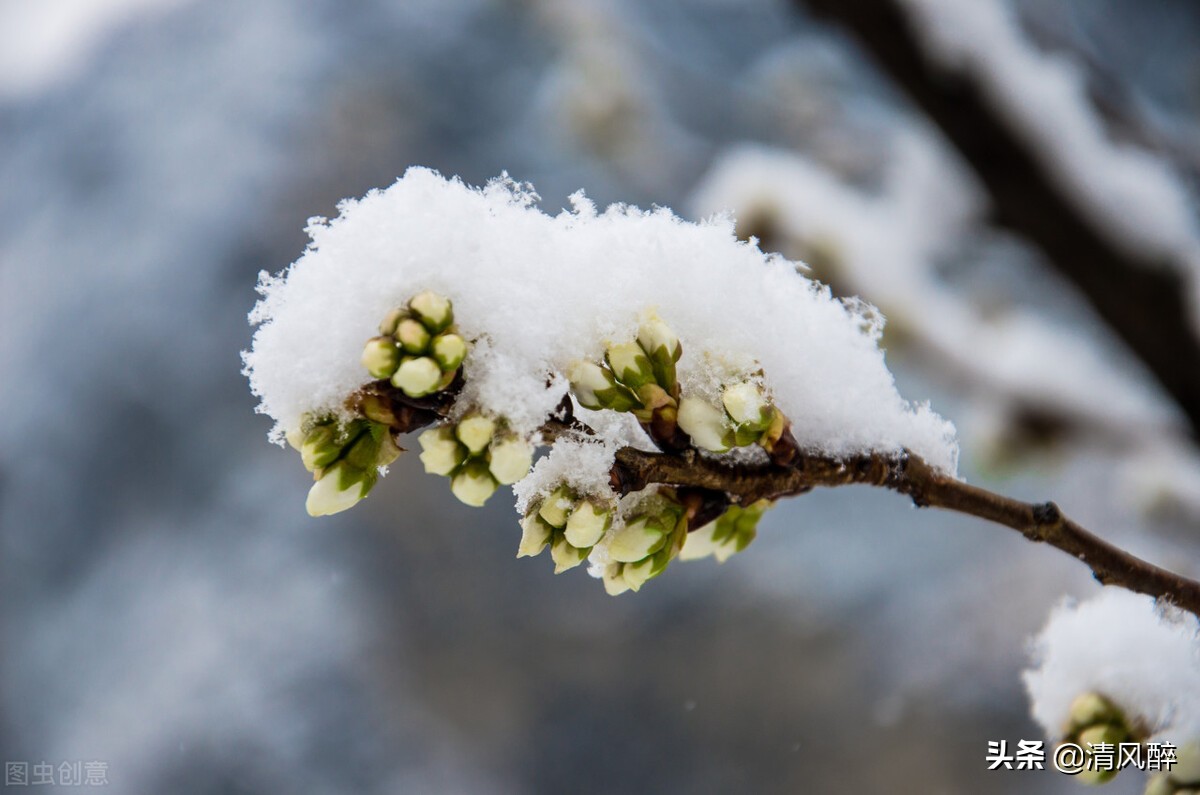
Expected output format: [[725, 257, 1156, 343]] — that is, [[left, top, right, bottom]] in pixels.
[[1146, 743, 1200, 795], [417, 412, 534, 507], [676, 379, 795, 463], [288, 416, 400, 516], [567, 313, 684, 446], [361, 291, 468, 398], [518, 486, 616, 573], [679, 499, 772, 563], [600, 492, 688, 595], [1060, 692, 1139, 785]]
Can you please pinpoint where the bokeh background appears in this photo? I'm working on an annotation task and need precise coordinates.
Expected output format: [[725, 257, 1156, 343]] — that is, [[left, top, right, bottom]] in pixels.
[[2, 1, 1199, 793]]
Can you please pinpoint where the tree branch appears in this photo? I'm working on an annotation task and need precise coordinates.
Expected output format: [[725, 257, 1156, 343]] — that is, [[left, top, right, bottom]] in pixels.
[[610, 444, 1200, 617], [794, 0, 1200, 440]]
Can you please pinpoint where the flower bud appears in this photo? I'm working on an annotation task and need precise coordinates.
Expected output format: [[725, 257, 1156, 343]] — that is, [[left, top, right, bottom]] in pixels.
[[362, 336, 401, 379], [487, 435, 534, 485], [550, 534, 589, 573], [395, 318, 432, 354], [602, 563, 632, 596], [605, 342, 655, 389], [418, 426, 466, 475], [301, 424, 341, 472], [285, 425, 305, 451], [537, 486, 573, 529], [455, 413, 497, 456], [567, 361, 639, 412], [563, 500, 612, 548], [409, 290, 453, 333], [517, 513, 553, 558], [378, 306, 408, 336], [342, 425, 383, 471], [722, 381, 773, 431], [608, 515, 668, 563], [376, 430, 402, 467], [431, 333, 467, 371], [677, 397, 733, 452], [620, 556, 657, 592], [450, 460, 498, 507], [306, 461, 374, 516], [637, 314, 682, 394], [1066, 693, 1121, 735], [391, 356, 442, 397]]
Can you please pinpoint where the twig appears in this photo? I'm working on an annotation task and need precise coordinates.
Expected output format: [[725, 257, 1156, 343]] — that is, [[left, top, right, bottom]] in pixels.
[[610, 444, 1200, 617]]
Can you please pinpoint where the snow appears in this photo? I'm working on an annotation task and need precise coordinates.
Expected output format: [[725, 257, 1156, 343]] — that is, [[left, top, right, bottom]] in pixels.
[[1023, 589, 1200, 741], [689, 137, 1181, 440], [245, 167, 959, 489]]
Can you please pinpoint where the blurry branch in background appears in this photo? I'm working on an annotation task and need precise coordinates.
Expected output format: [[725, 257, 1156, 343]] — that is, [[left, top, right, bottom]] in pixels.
[[795, 0, 1200, 441], [547, 418, 1200, 617]]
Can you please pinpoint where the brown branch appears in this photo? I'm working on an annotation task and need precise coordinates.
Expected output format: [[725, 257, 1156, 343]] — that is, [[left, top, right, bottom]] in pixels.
[[794, 0, 1200, 440], [610, 445, 1200, 617]]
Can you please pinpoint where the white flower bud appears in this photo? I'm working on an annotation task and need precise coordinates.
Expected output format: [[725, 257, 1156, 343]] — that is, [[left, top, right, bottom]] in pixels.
[[431, 333, 467, 371], [517, 513, 553, 558], [417, 426, 465, 476], [285, 425, 305, 451], [563, 500, 611, 548], [409, 290, 453, 333], [378, 306, 408, 336], [300, 424, 341, 472], [487, 435, 534, 485], [550, 534, 588, 573], [391, 356, 442, 397], [306, 462, 371, 516], [677, 397, 733, 452], [637, 313, 681, 362], [450, 460, 498, 507], [608, 515, 667, 563], [568, 360, 617, 410], [362, 337, 401, 379], [602, 564, 632, 596], [679, 521, 722, 562], [395, 318, 432, 354], [722, 381, 772, 430], [455, 413, 497, 455], [621, 557, 656, 592], [537, 486, 573, 529], [376, 430, 402, 467], [605, 342, 654, 389]]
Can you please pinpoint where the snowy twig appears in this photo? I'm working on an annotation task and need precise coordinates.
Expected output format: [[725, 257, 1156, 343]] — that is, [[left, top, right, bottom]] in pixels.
[[600, 433, 1200, 617], [796, 0, 1200, 440]]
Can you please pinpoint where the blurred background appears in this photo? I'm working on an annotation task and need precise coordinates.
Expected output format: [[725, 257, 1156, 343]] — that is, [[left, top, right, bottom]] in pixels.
[[2, 0, 1199, 792]]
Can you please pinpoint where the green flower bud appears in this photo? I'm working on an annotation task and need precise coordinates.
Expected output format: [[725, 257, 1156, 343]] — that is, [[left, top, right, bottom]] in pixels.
[[409, 290, 453, 333], [431, 332, 467, 371], [487, 435, 534, 485], [450, 460, 498, 507], [722, 381, 774, 431], [605, 341, 655, 389], [568, 360, 640, 412], [391, 356, 442, 397], [608, 515, 668, 563], [637, 313, 681, 394], [376, 430, 402, 467], [306, 461, 374, 516], [362, 336, 401, 379], [537, 486, 573, 528], [677, 397, 734, 452], [301, 424, 341, 472], [455, 413, 497, 456], [517, 513, 553, 558], [550, 534, 589, 573], [418, 426, 466, 476], [342, 424, 383, 470], [563, 499, 612, 548], [378, 306, 408, 336], [395, 318, 432, 354]]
